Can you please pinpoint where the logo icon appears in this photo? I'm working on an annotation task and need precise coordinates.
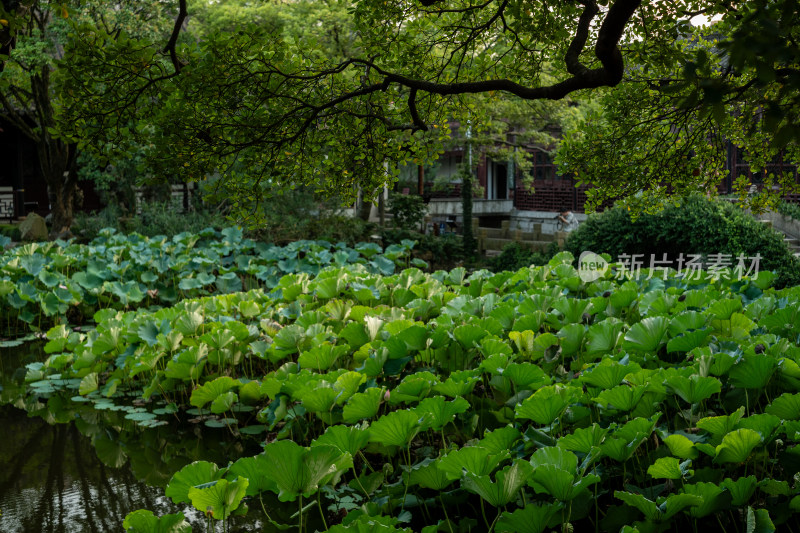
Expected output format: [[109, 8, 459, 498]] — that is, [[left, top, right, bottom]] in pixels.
[[578, 251, 608, 282]]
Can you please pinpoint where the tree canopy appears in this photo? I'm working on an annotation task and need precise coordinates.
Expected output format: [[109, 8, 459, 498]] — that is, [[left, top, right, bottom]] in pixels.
[[5, 0, 797, 219]]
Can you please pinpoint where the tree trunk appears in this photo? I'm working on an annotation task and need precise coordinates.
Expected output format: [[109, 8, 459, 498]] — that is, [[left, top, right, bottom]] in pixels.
[[38, 135, 78, 237], [461, 171, 476, 259]]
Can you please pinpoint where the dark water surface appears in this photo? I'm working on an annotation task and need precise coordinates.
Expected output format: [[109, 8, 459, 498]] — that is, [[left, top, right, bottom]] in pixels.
[[0, 342, 283, 533]]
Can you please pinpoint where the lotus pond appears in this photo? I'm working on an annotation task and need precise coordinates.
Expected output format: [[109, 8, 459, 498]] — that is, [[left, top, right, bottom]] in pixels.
[[3, 237, 800, 533]]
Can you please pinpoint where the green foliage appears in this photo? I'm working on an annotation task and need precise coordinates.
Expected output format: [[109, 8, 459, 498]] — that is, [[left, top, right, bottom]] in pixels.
[[14, 234, 800, 532], [565, 195, 800, 288], [387, 194, 426, 232], [488, 241, 560, 273], [0, 229, 419, 336]]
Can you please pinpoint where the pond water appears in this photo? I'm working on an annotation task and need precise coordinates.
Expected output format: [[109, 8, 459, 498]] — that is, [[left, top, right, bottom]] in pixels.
[[0, 342, 290, 533]]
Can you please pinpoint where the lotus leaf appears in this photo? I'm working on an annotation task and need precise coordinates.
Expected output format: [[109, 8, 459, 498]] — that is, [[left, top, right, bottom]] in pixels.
[[438, 446, 510, 480], [722, 476, 757, 506], [663, 434, 700, 460], [647, 457, 691, 480], [122, 510, 191, 533], [405, 458, 453, 490], [558, 424, 609, 454], [714, 428, 762, 464], [367, 409, 422, 448], [311, 425, 370, 457], [165, 461, 223, 504], [261, 440, 352, 501], [343, 387, 384, 423], [623, 316, 669, 353], [666, 374, 721, 404], [495, 503, 563, 533], [614, 491, 702, 522], [415, 396, 469, 431], [190, 376, 241, 410], [462, 460, 533, 507], [516, 385, 578, 425], [188, 477, 248, 520]]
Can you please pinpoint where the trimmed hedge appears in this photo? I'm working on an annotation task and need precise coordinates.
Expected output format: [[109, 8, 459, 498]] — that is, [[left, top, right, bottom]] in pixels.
[[566, 195, 800, 288]]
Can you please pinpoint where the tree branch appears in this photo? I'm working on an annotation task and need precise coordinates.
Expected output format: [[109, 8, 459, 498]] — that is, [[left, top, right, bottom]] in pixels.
[[163, 0, 187, 72]]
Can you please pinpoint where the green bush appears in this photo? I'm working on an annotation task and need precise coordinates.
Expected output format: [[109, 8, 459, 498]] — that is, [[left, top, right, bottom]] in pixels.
[[73, 201, 226, 241], [777, 200, 800, 221], [566, 195, 800, 288], [381, 228, 465, 270], [0, 223, 21, 242], [488, 241, 559, 272], [388, 193, 426, 231]]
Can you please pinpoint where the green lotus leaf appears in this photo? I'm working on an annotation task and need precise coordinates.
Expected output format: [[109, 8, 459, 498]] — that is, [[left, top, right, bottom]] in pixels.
[[647, 457, 691, 480], [665, 374, 721, 404], [165, 461, 223, 504], [165, 345, 208, 381], [452, 324, 488, 350], [556, 323, 585, 355], [311, 425, 370, 457], [580, 359, 641, 390], [332, 371, 367, 405], [298, 343, 350, 372], [667, 329, 711, 353], [215, 272, 243, 293], [389, 372, 437, 405], [343, 387, 384, 423], [190, 376, 241, 410], [714, 428, 762, 464], [173, 311, 205, 336], [502, 362, 551, 391], [623, 316, 669, 353], [438, 446, 510, 480], [530, 446, 578, 472], [557, 424, 609, 454], [737, 413, 781, 442], [405, 458, 453, 490], [683, 482, 728, 518], [707, 298, 743, 320], [668, 311, 708, 335], [188, 477, 248, 521], [122, 510, 191, 533], [367, 409, 422, 448], [594, 384, 647, 412], [393, 324, 428, 351], [515, 385, 578, 425], [414, 395, 469, 431], [496, 503, 563, 533], [479, 426, 522, 454], [433, 369, 480, 397], [585, 318, 625, 355], [663, 434, 700, 460], [339, 322, 370, 349], [745, 507, 776, 533], [766, 393, 800, 420], [79, 372, 98, 396], [462, 460, 533, 507], [601, 417, 658, 462], [697, 407, 745, 444], [722, 476, 757, 506], [210, 391, 238, 414], [298, 384, 338, 414], [262, 440, 352, 502], [615, 491, 702, 522]]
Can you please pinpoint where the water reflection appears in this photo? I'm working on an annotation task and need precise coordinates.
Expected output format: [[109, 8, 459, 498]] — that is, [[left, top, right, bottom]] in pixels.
[[0, 342, 292, 533]]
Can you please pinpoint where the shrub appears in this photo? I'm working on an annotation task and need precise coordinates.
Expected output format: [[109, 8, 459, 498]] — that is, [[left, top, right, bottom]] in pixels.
[[73, 201, 226, 241], [566, 195, 800, 288], [777, 200, 800, 221], [488, 241, 559, 272], [388, 193, 426, 231]]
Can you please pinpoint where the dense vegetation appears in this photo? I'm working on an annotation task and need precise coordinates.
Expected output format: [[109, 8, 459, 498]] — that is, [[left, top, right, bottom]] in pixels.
[[0, 228, 421, 337], [12, 244, 800, 532], [565, 196, 800, 288]]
